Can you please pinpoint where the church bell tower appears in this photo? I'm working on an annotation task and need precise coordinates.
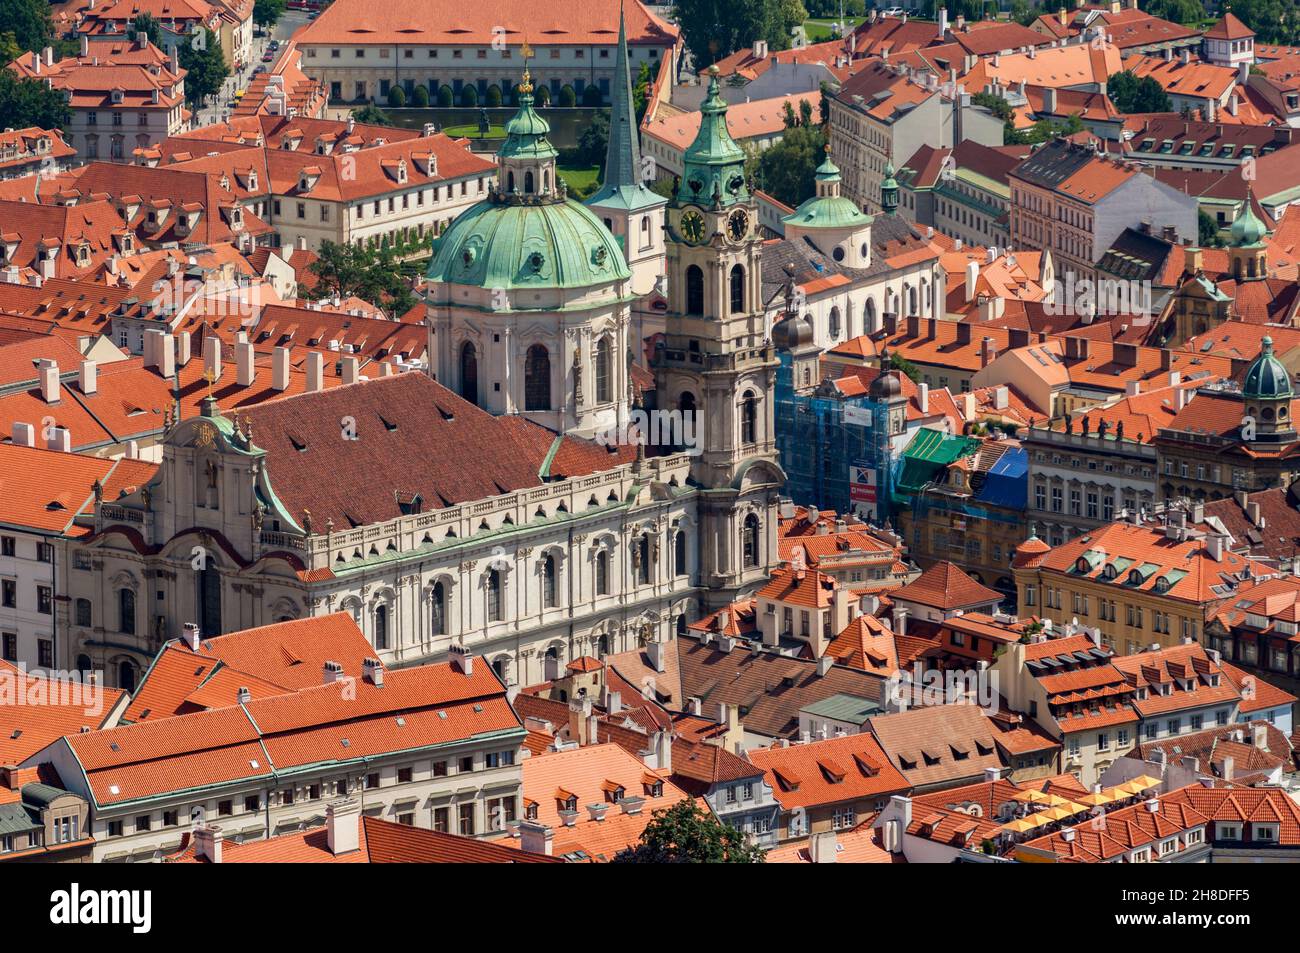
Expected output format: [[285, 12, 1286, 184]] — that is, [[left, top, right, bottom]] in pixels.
[[653, 66, 785, 609]]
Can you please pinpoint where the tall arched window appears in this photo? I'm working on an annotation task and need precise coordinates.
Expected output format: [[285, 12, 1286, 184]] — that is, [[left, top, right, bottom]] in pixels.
[[679, 391, 696, 430], [487, 569, 503, 622], [686, 264, 704, 315], [524, 170, 534, 193], [493, 657, 507, 680], [374, 604, 389, 650], [524, 343, 551, 411], [674, 529, 687, 577], [596, 550, 609, 595], [198, 565, 221, 637], [119, 588, 136, 635], [829, 306, 841, 339], [730, 264, 745, 313], [431, 581, 446, 635], [118, 660, 137, 692], [543, 554, 558, 608], [508, 170, 515, 191], [741, 392, 757, 445], [75, 598, 92, 627], [742, 514, 760, 568], [460, 341, 478, 405], [595, 337, 612, 403]]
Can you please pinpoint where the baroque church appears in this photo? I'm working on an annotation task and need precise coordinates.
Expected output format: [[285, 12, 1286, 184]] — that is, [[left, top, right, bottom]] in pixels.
[[64, 20, 785, 691]]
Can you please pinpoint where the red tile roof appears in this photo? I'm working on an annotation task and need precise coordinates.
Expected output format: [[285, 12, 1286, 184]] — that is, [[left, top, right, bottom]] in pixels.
[[891, 560, 1002, 611], [748, 732, 910, 811]]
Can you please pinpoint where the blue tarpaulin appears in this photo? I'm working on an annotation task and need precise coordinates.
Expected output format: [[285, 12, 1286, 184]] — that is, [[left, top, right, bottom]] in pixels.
[[973, 447, 1028, 510]]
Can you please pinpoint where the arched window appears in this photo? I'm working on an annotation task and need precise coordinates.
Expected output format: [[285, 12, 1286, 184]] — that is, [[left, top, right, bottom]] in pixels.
[[741, 392, 758, 444], [508, 170, 515, 191], [730, 264, 745, 313], [119, 588, 136, 636], [76, 653, 92, 674], [679, 391, 696, 431], [460, 341, 478, 405], [524, 343, 551, 411], [595, 337, 612, 403], [686, 264, 704, 315], [431, 581, 446, 635], [542, 169, 549, 192], [493, 657, 507, 680], [75, 598, 92, 627], [487, 569, 503, 622], [118, 660, 136, 693], [829, 306, 841, 339], [907, 283, 918, 315], [597, 633, 610, 656], [198, 565, 221, 637], [543, 554, 558, 608], [524, 170, 534, 193], [742, 514, 760, 568], [595, 550, 609, 595], [865, 297, 878, 332], [674, 529, 688, 577], [374, 604, 389, 650]]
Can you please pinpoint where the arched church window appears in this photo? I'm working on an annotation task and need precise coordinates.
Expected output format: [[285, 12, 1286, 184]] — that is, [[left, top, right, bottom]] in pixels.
[[741, 392, 758, 444], [743, 514, 760, 568], [596, 337, 612, 403], [460, 341, 478, 405], [686, 265, 704, 315], [431, 581, 447, 635], [525, 344, 551, 411], [730, 264, 745, 313]]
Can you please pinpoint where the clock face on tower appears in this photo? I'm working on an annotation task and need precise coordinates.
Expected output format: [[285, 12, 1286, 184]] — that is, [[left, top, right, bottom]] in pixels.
[[727, 209, 750, 243], [680, 209, 706, 245]]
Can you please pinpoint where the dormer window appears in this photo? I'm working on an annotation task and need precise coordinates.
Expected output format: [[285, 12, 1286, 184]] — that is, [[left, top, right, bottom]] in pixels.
[[111, 89, 124, 104], [248, 171, 258, 190], [75, 244, 89, 265]]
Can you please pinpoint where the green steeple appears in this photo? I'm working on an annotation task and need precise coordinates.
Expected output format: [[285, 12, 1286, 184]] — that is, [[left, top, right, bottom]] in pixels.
[[586, 5, 662, 214], [783, 145, 872, 230], [499, 68, 557, 163], [1230, 187, 1267, 247], [675, 66, 748, 207], [880, 161, 899, 215]]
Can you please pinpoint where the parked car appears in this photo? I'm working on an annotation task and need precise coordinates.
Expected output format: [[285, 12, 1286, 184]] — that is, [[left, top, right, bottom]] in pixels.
[[881, 6, 905, 16]]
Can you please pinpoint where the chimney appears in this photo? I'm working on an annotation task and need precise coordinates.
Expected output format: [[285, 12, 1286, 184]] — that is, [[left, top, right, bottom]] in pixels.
[[817, 656, 834, 677], [1253, 723, 1268, 748], [203, 334, 222, 385], [607, 690, 623, 715], [587, 803, 609, 823], [37, 358, 59, 403], [342, 355, 359, 385], [182, 621, 201, 651], [938, 5, 949, 36], [79, 360, 97, 395], [892, 606, 908, 637], [273, 346, 291, 391], [518, 821, 554, 856], [809, 830, 838, 863], [48, 427, 71, 453], [306, 351, 324, 392], [362, 657, 385, 687], [322, 660, 344, 684], [1044, 87, 1057, 115], [193, 825, 223, 863], [965, 260, 979, 302], [645, 639, 668, 673], [236, 686, 251, 704], [917, 382, 929, 414], [11, 423, 34, 447], [177, 331, 191, 367], [236, 340, 255, 386], [449, 641, 474, 676], [1246, 500, 1262, 526], [326, 798, 361, 855], [980, 337, 997, 368]]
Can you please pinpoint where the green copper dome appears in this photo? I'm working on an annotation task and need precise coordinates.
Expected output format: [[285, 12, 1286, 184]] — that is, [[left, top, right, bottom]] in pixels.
[[1231, 193, 1267, 247], [427, 76, 630, 291], [783, 151, 872, 230], [426, 195, 631, 291], [880, 162, 900, 215], [1243, 336, 1293, 400]]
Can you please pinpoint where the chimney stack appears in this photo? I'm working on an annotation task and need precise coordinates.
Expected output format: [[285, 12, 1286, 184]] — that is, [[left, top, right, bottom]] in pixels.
[[193, 825, 223, 863], [236, 340, 255, 386], [306, 351, 323, 392], [449, 641, 474, 676], [326, 798, 361, 855], [203, 334, 222, 385], [273, 346, 291, 391], [518, 820, 554, 856], [342, 355, 359, 385], [37, 358, 59, 403], [322, 660, 344, 684], [79, 360, 97, 395], [182, 622, 201, 652]]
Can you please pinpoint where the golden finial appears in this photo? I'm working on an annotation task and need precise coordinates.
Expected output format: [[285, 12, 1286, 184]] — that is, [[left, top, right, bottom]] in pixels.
[[519, 37, 534, 94], [203, 367, 216, 401]]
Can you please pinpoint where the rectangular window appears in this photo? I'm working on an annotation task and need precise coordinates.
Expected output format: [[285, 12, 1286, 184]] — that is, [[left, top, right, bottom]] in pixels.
[[459, 803, 476, 836]]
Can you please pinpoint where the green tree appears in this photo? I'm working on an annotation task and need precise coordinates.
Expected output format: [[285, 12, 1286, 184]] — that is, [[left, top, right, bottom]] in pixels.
[[633, 59, 653, 124], [1107, 70, 1172, 114], [0, 30, 22, 63], [578, 109, 610, 170], [582, 84, 603, 106], [178, 28, 229, 107], [130, 13, 163, 48], [558, 83, 576, 107], [611, 801, 766, 863], [534, 84, 550, 106], [387, 84, 406, 107], [252, 0, 285, 29], [485, 83, 502, 107], [751, 122, 825, 207], [1199, 208, 1225, 248], [308, 241, 417, 318], [890, 353, 923, 383], [460, 84, 478, 106], [0, 0, 54, 54], [0, 69, 71, 129], [411, 83, 429, 107], [351, 104, 392, 126], [672, 0, 804, 68], [436, 84, 453, 107]]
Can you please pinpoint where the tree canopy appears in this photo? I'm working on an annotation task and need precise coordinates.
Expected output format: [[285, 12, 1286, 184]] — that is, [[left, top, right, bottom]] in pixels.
[[253, 0, 285, 28], [178, 28, 229, 107], [307, 241, 418, 318], [611, 801, 766, 863], [749, 121, 826, 208], [0, 0, 55, 54], [672, 0, 808, 68], [0, 69, 71, 129], [1107, 70, 1174, 114]]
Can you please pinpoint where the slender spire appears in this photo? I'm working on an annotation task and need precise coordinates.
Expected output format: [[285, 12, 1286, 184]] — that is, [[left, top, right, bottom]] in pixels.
[[604, 4, 640, 191]]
